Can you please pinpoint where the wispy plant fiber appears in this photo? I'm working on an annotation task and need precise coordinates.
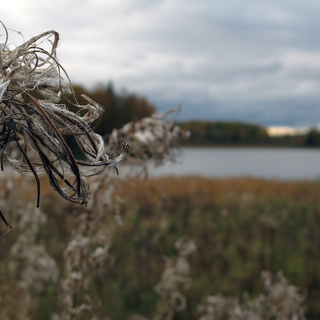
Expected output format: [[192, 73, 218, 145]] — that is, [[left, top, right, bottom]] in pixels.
[[0, 22, 129, 208]]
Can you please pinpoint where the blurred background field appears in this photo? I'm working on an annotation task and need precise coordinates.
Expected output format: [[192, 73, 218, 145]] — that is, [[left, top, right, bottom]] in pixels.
[[0, 172, 319, 319]]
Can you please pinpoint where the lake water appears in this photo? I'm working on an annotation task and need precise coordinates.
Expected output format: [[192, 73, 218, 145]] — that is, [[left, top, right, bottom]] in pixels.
[[147, 147, 320, 181]]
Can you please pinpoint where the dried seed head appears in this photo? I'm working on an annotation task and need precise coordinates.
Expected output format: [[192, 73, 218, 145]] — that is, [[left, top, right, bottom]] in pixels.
[[0, 23, 128, 207]]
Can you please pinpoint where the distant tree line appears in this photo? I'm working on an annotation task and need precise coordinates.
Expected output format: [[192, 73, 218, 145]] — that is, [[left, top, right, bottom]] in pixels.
[[179, 121, 269, 145], [61, 83, 156, 136], [305, 128, 320, 147], [179, 121, 320, 147], [44, 81, 320, 149]]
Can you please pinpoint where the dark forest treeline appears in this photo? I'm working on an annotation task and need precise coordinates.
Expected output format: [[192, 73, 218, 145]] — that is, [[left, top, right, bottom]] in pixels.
[[60, 83, 156, 136], [180, 121, 269, 145], [180, 120, 320, 147]]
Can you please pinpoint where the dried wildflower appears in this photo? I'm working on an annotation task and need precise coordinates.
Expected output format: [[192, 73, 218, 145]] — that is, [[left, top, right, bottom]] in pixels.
[[101, 106, 184, 181], [197, 271, 306, 320], [0, 22, 129, 209], [106, 106, 183, 166], [154, 238, 196, 320]]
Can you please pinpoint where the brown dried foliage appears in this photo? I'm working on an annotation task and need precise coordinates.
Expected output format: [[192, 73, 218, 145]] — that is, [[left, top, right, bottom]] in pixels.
[[0, 22, 129, 210]]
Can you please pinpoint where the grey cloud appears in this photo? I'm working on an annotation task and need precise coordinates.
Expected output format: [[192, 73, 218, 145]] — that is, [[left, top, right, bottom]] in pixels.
[[2, 0, 320, 127]]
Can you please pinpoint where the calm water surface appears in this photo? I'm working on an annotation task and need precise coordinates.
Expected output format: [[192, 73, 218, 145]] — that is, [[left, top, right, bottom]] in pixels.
[[147, 147, 320, 181]]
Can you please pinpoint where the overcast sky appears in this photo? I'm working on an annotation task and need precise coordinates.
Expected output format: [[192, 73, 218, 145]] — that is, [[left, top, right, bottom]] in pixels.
[[2, 0, 320, 127]]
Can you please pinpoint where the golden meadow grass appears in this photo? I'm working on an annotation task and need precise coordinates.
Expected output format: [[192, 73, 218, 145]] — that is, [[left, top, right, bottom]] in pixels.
[[0, 173, 317, 319]]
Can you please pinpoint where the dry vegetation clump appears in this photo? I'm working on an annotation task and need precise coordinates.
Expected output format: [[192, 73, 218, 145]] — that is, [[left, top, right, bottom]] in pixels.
[[198, 271, 306, 320], [154, 238, 197, 320], [0, 22, 129, 210]]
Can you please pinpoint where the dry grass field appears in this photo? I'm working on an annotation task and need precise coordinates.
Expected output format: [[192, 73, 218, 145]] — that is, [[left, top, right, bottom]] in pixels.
[[0, 172, 318, 319]]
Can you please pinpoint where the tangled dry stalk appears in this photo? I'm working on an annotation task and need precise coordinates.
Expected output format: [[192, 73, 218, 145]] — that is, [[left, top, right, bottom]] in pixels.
[[0, 22, 129, 217]]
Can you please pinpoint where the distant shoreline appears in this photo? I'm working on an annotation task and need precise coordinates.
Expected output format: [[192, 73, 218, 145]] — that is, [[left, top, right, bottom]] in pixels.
[[179, 120, 320, 148], [179, 143, 320, 149]]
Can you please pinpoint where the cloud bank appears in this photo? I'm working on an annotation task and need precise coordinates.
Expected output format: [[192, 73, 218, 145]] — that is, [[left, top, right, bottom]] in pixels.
[[2, 0, 320, 127]]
